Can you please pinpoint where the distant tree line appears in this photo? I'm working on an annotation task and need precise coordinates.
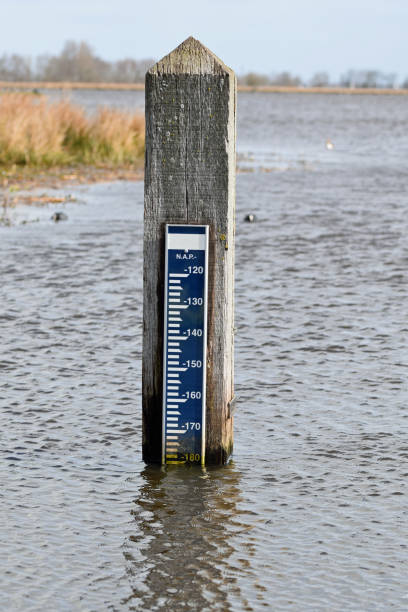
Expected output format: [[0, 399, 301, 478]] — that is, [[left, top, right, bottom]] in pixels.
[[0, 41, 154, 83], [0, 40, 406, 88], [239, 69, 404, 88]]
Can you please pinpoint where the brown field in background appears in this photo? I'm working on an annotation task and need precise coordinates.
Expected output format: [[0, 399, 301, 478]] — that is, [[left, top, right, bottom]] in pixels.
[[0, 92, 144, 168], [237, 85, 408, 95], [0, 81, 145, 91], [1, 81, 408, 95]]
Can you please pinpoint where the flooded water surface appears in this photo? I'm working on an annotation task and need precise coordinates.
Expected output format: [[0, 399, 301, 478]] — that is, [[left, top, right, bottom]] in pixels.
[[1, 92, 408, 610]]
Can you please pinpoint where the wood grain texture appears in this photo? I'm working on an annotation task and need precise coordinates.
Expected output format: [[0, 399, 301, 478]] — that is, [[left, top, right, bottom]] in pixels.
[[143, 37, 236, 464]]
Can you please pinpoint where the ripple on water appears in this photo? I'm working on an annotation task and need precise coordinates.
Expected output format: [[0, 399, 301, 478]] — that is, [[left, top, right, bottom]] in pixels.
[[1, 96, 408, 610]]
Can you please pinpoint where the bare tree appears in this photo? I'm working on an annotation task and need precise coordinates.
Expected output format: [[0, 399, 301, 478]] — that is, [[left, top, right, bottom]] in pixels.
[[270, 71, 302, 86], [0, 54, 32, 80], [377, 72, 397, 88], [309, 71, 330, 87], [340, 70, 360, 87], [111, 58, 155, 82], [238, 72, 271, 87], [340, 69, 397, 89], [37, 41, 111, 82]]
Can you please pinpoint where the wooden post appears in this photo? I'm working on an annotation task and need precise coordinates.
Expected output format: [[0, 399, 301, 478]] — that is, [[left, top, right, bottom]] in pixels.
[[143, 37, 236, 465]]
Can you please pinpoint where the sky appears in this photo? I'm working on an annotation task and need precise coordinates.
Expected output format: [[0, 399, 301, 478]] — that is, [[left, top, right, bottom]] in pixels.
[[1, 0, 408, 81]]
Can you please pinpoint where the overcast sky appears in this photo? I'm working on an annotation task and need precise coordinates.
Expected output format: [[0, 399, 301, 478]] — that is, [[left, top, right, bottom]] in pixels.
[[2, 0, 408, 80]]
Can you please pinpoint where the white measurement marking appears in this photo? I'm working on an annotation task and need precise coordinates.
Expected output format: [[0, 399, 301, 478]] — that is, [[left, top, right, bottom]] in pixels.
[[167, 398, 188, 403], [169, 273, 189, 278], [167, 429, 187, 434]]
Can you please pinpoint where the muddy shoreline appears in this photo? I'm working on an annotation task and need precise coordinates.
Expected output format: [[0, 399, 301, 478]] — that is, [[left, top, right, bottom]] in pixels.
[[1, 164, 143, 203], [0, 164, 144, 226]]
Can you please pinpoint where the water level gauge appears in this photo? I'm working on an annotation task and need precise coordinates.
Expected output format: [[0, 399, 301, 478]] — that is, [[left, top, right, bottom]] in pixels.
[[162, 224, 209, 465]]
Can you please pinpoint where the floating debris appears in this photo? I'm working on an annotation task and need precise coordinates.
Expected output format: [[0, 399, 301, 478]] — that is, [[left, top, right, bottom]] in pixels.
[[51, 212, 68, 222]]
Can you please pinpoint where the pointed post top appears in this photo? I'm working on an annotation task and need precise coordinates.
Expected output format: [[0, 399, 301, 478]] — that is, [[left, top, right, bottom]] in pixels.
[[148, 36, 234, 76]]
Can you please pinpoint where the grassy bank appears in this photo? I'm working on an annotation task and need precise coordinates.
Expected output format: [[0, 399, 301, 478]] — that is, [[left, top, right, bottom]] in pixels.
[[0, 93, 144, 169]]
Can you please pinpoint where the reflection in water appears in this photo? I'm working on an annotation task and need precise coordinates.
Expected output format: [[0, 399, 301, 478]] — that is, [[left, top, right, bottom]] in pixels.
[[122, 464, 255, 611]]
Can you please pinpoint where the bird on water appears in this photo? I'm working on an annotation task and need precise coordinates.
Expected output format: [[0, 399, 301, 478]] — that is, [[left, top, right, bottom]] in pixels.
[[325, 139, 334, 150]]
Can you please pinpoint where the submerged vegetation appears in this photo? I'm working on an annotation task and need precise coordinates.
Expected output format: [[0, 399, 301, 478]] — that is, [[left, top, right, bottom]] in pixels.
[[0, 93, 144, 169]]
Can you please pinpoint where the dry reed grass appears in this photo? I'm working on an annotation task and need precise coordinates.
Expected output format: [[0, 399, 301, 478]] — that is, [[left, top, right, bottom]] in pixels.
[[0, 93, 145, 167]]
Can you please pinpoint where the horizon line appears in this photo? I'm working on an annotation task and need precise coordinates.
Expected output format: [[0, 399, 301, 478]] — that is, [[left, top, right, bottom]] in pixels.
[[1, 81, 408, 95]]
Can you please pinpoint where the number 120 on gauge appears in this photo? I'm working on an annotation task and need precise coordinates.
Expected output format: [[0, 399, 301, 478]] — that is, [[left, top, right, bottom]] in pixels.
[[162, 224, 209, 465]]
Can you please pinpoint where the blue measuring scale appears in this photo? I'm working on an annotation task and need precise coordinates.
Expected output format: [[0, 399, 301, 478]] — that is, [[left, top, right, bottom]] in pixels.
[[162, 224, 209, 465]]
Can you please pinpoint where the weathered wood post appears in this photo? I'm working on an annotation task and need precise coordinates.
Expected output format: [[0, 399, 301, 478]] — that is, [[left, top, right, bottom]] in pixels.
[[143, 37, 236, 465]]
